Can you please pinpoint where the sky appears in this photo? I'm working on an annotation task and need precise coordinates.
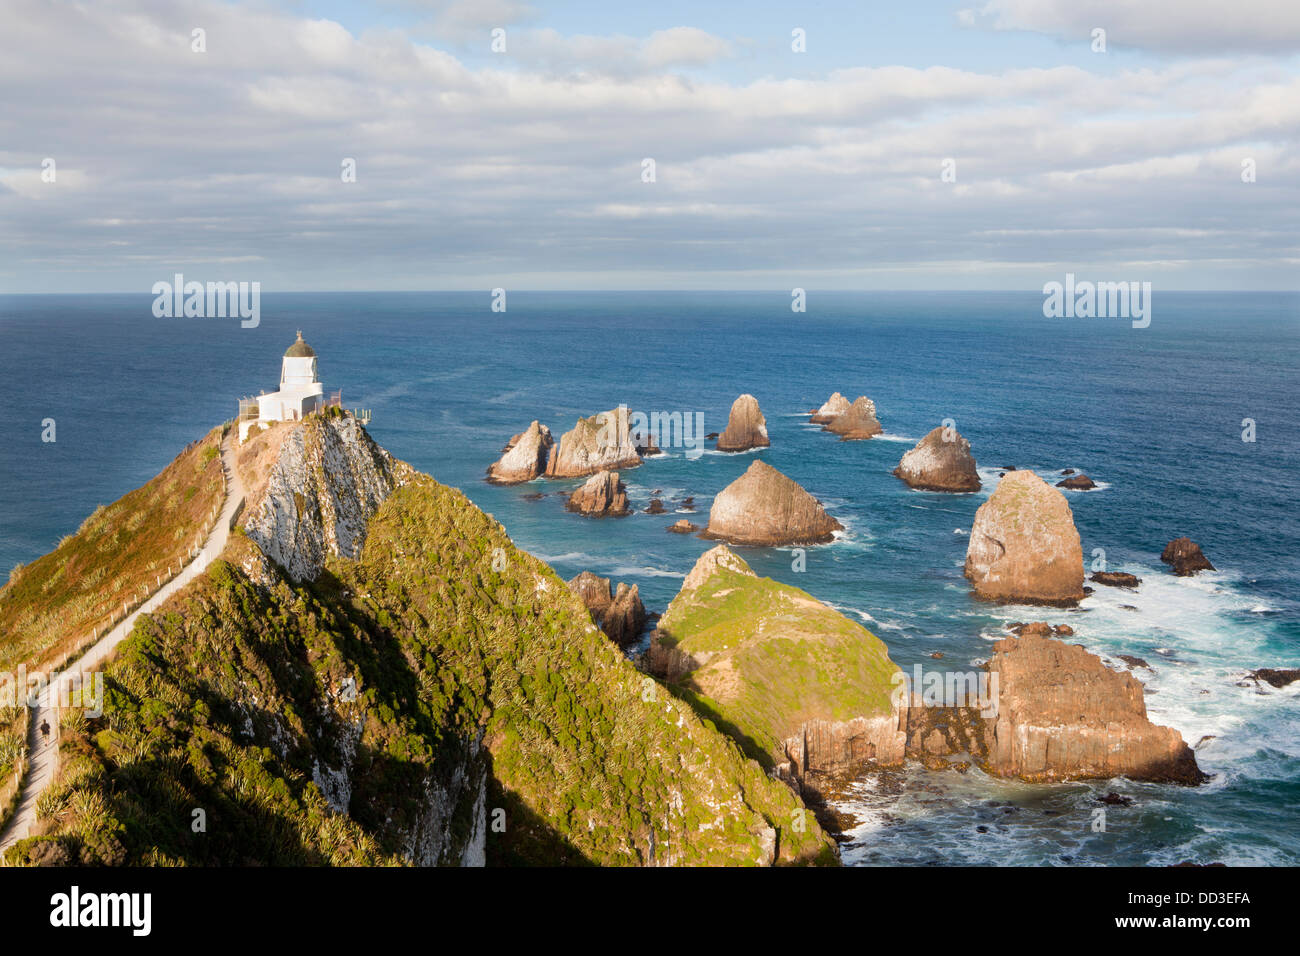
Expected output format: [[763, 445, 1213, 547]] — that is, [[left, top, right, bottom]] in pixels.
[[0, 0, 1297, 292]]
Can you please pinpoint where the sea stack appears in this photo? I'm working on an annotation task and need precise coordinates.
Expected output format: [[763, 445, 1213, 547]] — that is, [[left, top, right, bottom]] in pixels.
[[1057, 474, 1097, 490], [715, 394, 770, 452], [983, 628, 1205, 784], [487, 420, 554, 484], [649, 545, 906, 797], [567, 571, 647, 646], [893, 426, 980, 492], [823, 396, 883, 440], [964, 470, 1085, 604], [1161, 537, 1215, 576], [566, 470, 630, 517], [704, 460, 841, 546], [545, 407, 642, 478], [809, 392, 851, 424]]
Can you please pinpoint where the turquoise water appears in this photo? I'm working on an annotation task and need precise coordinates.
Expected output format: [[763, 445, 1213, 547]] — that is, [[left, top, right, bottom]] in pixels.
[[1, 291, 1297, 865]]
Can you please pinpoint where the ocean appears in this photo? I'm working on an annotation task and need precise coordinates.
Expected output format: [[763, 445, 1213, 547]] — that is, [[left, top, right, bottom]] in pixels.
[[1, 290, 1297, 865]]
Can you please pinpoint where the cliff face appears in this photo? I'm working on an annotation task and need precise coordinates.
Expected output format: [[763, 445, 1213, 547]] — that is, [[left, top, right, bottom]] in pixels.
[[12, 418, 834, 867], [650, 546, 906, 800], [964, 470, 1085, 604], [704, 460, 842, 546], [243, 413, 412, 582]]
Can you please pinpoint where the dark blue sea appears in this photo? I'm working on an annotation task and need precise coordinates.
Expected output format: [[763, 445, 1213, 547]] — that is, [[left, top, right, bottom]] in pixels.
[[2, 291, 1297, 865]]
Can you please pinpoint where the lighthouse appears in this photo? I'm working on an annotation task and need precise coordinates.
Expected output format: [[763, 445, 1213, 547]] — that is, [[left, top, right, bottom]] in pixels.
[[237, 331, 338, 441]]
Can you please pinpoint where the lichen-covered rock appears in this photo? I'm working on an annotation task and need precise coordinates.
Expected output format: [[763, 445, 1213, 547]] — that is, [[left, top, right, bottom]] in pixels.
[[703, 460, 842, 546], [893, 426, 981, 492], [649, 545, 905, 799], [487, 420, 554, 484], [822, 396, 882, 440], [567, 571, 647, 646], [565, 470, 630, 517], [715, 394, 770, 452], [809, 392, 850, 424], [964, 470, 1085, 604], [1161, 537, 1215, 576], [545, 407, 642, 478], [243, 414, 411, 582], [983, 630, 1204, 784]]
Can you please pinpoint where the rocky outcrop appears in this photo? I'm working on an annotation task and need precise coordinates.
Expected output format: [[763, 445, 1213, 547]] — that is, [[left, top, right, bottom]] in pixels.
[[487, 420, 553, 484], [809, 392, 850, 424], [703, 460, 842, 546], [1057, 474, 1097, 490], [650, 546, 905, 799], [565, 470, 630, 517], [1091, 571, 1142, 589], [964, 470, 1085, 604], [545, 407, 642, 478], [1161, 537, 1215, 576], [667, 519, 699, 534], [983, 630, 1204, 783], [715, 394, 770, 452], [893, 426, 981, 492], [645, 499, 666, 514], [566, 571, 647, 646], [822, 396, 883, 440], [1248, 668, 1300, 688], [243, 414, 411, 582]]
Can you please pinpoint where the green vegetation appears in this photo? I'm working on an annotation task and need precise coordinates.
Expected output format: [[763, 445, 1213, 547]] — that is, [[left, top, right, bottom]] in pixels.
[[655, 552, 901, 768], [0, 426, 226, 672], [5, 438, 834, 866]]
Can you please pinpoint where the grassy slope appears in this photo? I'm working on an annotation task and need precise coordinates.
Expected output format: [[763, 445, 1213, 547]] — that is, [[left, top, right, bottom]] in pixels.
[[0, 427, 225, 672], [8, 469, 834, 866], [655, 557, 901, 768]]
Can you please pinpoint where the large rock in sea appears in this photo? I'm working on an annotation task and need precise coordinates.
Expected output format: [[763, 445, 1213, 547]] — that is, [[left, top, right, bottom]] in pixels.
[[823, 396, 883, 440], [566, 470, 630, 517], [715, 394, 770, 452], [487, 420, 554, 484], [567, 571, 647, 646], [983, 629, 1204, 783], [703, 460, 842, 546], [545, 407, 642, 478], [893, 426, 980, 492], [648, 546, 906, 798], [964, 470, 1085, 604], [809, 392, 850, 424], [1161, 537, 1215, 576]]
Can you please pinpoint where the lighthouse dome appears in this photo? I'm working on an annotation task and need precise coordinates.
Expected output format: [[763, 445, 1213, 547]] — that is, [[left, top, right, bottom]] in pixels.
[[284, 330, 315, 358]]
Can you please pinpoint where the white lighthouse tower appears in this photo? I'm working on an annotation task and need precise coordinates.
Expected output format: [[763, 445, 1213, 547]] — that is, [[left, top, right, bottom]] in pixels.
[[238, 331, 336, 441]]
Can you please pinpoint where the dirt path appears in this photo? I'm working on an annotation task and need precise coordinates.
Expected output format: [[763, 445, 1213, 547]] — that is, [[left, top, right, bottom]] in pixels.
[[0, 431, 244, 858]]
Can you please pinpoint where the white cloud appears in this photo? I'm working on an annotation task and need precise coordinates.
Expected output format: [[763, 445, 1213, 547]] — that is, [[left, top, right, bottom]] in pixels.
[[974, 0, 1300, 54], [0, 0, 1294, 291]]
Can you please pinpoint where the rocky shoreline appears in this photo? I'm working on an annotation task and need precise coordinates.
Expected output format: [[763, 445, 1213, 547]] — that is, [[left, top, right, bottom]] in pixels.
[[478, 396, 1234, 845]]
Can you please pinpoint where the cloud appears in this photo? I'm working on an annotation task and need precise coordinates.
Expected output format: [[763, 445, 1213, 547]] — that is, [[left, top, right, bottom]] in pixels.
[[970, 0, 1300, 54], [0, 0, 1294, 292]]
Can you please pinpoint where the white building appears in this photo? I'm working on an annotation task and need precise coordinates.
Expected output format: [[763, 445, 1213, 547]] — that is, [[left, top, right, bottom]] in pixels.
[[238, 331, 339, 441]]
